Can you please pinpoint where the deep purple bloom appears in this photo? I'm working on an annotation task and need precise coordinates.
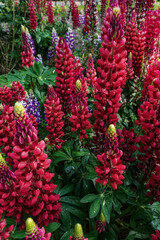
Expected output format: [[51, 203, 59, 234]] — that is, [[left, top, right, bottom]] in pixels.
[[65, 27, 75, 52]]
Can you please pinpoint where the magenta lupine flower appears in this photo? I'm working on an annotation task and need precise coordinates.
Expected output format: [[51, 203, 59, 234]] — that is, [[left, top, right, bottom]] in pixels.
[[26, 218, 51, 240], [86, 53, 97, 95], [28, 0, 38, 30], [95, 124, 126, 189], [95, 212, 106, 234], [94, 6, 127, 148], [47, 0, 54, 24], [0, 219, 14, 240], [0, 153, 16, 189]]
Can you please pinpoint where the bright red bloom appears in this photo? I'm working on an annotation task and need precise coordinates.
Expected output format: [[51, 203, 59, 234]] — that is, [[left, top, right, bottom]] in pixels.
[[55, 37, 75, 115], [21, 26, 35, 68], [0, 81, 25, 105], [95, 124, 126, 189], [132, 29, 146, 77], [25, 218, 51, 240], [86, 54, 97, 95], [94, 7, 127, 148], [44, 85, 64, 150], [125, 19, 137, 56], [8, 102, 61, 228], [118, 0, 127, 28], [151, 230, 160, 240], [28, 0, 38, 30], [69, 78, 92, 140], [0, 105, 16, 165], [47, 0, 54, 24], [0, 219, 14, 240], [70, 0, 79, 28], [83, 0, 97, 34]]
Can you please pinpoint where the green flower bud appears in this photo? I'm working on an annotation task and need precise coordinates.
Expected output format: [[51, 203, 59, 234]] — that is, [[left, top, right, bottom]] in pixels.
[[107, 124, 117, 138], [26, 218, 36, 234], [74, 223, 84, 238], [21, 25, 25, 33], [76, 80, 82, 91], [14, 102, 26, 118], [113, 7, 120, 17]]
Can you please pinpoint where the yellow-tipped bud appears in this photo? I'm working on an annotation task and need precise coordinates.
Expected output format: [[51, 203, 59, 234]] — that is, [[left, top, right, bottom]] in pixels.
[[14, 102, 26, 118], [0, 154, 6, 167], [0, 104, 3, 112], [21, 25, 26, 33], [107, 124, 117, 138], [89, 53, 92, 58], [76, 80, 82, 91], [129, 52, 132, 59], [74, 223, 84, 238], [26, 218, 36, 234], [113, 7, 120, 17], [99, 212, 105, 222]]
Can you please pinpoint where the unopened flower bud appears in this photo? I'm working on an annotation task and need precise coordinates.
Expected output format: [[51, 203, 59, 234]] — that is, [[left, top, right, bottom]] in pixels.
[[113, 7, 120, 17], [76, 80, 82, 91], [74, 223, 84, 238], [107, 124, 117, 138], [14, 102, 26, 118]]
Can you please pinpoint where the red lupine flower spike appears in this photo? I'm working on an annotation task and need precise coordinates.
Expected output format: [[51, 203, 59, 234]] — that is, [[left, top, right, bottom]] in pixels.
[[47, 0, 54, 24], [28, 0, 38, 30], [44, 85, 64, 150], [95, 212, 106, 234], [55, 37, 75, 115], [94, 6, 127, 148], [151, 229, 160, 240], [21, 25, 35, 68], [95, 124, 126, 189], [70, 0, 79, 28], [86, 54, 97, 95]]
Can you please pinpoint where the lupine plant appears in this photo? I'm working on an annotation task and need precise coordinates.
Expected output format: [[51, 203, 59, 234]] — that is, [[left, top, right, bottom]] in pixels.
[[1, 0, 160, 239]]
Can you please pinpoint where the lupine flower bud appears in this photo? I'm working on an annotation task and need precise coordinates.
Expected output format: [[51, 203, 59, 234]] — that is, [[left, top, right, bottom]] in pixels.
[[26, 218, 51, 240], [95, 212, 106, 234], [70, 223, 88, 240], [76, 79, 82, 90]]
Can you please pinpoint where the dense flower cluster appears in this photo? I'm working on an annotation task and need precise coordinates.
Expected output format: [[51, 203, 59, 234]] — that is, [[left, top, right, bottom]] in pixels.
[[7, 102, 61, 227], [94, 6, 127, 148], [0, 81, 25, 105], [95, 124, 126, 189], [118, 0, 127, 28], [70, 0, 79, 28], [21, 25, 35, 67], [69, 79, 92, 140], [83, 0, 97, 34], [55, 37, 75, 115], [22, 90, 42, 124], [125, 19, 137, 56], [0, 218, 14, 240], [25, 218, 51, 240], [47, 0, 54, 24], [135, 59, 160, 202], [28, 0, 38, 30], [44, 85, 64, 150], [86, 53, 97, 95]]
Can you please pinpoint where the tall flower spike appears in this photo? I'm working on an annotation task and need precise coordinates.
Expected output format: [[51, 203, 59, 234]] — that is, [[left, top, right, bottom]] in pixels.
[[9, 102, 62, 227], [69, 78, 92, 140], [26, 28, 36, 56], [65, 27, 75, 53], [94, 6, 127, 149], [55, 37, 75, 115], [26, 218, 51, 240], [44, 85, 64, 150], [28, 0, 38, 30], [86, 53, 97, 95], [95, 124, 126, 189], [95, 212, 106, 234], [47, 0, 54, 24], [70, 0, 79, 28], [21, 25, 35, 68], [70, 223, 88, 240], [0, 219, 14, 240]]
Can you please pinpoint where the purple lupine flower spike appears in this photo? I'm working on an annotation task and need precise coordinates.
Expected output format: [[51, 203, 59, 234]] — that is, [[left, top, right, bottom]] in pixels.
[[35, 54, 43, 64], [79, 13, 85, 26], [26, 28, 36, 56], [47, 46, 54, 61], [51, 27, 59, 50], [22, 90, 42, 124], [0, 154, 16, 189], [65, 27, 75, 53]]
